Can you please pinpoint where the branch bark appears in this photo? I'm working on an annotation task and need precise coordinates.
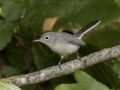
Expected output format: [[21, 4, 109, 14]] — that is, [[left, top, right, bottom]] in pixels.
[[2, 45, 120, 86]]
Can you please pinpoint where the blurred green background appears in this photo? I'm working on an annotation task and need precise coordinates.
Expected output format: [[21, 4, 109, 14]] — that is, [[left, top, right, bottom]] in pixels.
[[0, 0, 120, 90]]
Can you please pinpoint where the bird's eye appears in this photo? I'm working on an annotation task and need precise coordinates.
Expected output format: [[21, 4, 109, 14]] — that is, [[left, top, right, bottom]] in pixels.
[[45, 36, 49, 39]]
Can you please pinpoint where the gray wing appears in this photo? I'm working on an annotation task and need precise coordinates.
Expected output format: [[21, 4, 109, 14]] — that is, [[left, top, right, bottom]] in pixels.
[[59, 32, 86, 46], [67, 37, 86, 46]]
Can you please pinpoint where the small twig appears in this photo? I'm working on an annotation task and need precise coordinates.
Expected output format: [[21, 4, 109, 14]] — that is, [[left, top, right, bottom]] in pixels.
[[2, 45, 120, 86]]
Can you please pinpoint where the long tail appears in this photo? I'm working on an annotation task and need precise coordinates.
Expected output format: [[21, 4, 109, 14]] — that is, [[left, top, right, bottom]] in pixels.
[[74, 20, 101, 39]]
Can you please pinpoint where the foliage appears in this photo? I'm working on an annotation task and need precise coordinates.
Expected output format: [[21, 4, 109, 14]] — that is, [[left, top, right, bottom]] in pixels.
[[55, 71, 109, 90], [0, 80, 21, 90], [0, 0, 120, 90]]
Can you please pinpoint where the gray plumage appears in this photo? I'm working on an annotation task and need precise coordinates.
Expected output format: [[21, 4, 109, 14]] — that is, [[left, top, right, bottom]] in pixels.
[[34, 20, 101, 69], [39, 32, 85, 57]]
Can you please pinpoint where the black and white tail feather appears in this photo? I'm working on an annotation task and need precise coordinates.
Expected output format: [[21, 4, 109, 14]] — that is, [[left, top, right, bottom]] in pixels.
[[74, 20, 101, 39]]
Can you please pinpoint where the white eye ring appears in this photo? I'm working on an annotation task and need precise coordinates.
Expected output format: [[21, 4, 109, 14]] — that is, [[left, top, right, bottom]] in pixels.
[[45, 36, 49, 39]]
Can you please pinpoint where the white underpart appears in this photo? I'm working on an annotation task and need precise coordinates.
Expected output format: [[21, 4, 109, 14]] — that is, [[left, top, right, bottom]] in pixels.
[[51, 43, 79, 57]]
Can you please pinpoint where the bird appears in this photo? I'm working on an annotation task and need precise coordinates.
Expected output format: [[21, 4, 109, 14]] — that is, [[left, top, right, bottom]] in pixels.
[[33, 20, 101, 69]]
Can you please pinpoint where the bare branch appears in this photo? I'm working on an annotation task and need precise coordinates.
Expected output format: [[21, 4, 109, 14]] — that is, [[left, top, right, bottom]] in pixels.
[[2, 45, 120, 86]]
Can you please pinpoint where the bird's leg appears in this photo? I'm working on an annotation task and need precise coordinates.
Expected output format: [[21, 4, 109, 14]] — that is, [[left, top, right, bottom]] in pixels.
[[77, 51, 80, 60], [58, 56, 64, 69], [77, 51, 87, 66]]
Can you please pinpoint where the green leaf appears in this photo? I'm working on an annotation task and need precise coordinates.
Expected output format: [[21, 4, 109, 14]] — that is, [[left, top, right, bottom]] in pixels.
[[1, 1, 25, 21], [0, 0, 7, 4], [0, 79, 21, 90], [116, 0, 120, 6], [0, 20, 15, 50], [55, 71, 109, 90], [2, 65, 21, 77], [53, 0, 120, 30], [21, 0, 120, 31], [112, 57, 120, 79], [84, 62, 119, 88]]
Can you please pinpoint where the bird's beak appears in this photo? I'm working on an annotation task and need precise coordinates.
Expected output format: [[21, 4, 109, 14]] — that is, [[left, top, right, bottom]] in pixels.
[[33, 39, 41, 42]]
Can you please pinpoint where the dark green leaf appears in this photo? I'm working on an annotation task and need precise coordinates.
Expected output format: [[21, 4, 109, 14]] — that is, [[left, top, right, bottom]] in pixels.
[[0, 20, 15, 50], [2, 65, 21, 77]]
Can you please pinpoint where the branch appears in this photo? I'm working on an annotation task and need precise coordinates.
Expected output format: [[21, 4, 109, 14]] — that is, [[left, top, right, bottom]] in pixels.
[[2, 45, 120, 86]]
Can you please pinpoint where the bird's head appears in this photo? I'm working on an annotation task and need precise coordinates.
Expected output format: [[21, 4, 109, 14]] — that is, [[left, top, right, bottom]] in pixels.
[[33, 32, 57, 47]]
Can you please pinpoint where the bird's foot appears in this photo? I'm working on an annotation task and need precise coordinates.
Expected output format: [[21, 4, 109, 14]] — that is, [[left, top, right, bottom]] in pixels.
[[77, 56, 87, 66], [58, 62, 62, 70]]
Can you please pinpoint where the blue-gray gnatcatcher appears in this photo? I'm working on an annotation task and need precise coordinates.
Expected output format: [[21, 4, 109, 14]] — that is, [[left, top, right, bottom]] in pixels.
[[34, 20, 101, 68]]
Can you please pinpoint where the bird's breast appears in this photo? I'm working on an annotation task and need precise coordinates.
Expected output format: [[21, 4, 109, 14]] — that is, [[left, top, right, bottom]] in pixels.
[[50, 43, 79, 57]]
